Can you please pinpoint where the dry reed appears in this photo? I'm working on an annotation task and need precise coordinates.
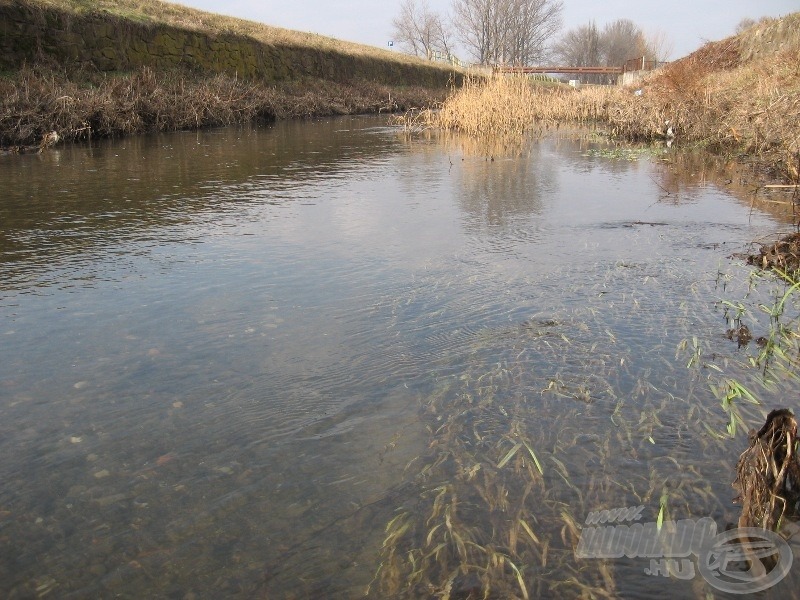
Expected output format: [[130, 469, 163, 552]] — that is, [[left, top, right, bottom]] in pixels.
[[394, 75, 618, 137], [0, 64, 444, 146], [398, 13, 800, 181]]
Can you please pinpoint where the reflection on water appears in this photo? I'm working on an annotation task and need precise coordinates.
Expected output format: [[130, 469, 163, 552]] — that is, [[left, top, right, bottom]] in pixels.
[[0, 116, 797, 598]]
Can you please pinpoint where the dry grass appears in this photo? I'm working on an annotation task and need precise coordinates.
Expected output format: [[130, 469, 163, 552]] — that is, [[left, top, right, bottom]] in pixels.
[[0, 64, 445, 146], [437, 75, 538, 136], [0, 0, 457, 145], [609, 35, 800, 162], [400, 13, 800, 181], [394, 75, 618, 137]]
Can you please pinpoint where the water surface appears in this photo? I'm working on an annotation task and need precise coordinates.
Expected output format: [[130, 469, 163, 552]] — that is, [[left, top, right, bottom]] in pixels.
[[1, 117, 798, 598]]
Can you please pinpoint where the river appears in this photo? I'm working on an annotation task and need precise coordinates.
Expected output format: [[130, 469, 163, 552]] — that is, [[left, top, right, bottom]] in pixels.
[[1, 116, 798, 598]]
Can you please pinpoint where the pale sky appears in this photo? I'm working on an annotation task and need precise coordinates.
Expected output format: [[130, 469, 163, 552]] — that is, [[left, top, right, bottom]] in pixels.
[[171, 0, 797, 61]]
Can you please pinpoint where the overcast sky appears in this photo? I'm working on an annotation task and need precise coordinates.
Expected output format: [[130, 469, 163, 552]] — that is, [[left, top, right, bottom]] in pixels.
[[171, 0, 797, 61]]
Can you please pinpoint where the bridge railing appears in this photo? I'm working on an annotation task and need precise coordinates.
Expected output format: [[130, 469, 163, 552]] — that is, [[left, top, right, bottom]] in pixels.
[[623, 57, 669, 72], [493, 65, 623, 75], [428, 50, 470, 69], [492, 58, 668, 76]]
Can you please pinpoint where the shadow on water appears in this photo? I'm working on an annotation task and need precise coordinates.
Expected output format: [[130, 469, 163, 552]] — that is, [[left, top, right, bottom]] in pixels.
[[1, 116, 799, 598]]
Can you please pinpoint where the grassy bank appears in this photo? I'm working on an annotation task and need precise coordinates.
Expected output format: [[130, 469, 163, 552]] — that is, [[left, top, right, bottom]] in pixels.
[[608, 17, 800, 179], [408, 13, 800, 182], [0, 0, 460, 147], [3, 0, 431, 65], [0, 64, 447, 147]]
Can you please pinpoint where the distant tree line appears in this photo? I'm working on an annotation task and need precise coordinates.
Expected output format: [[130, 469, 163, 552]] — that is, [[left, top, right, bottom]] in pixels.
[[391, 0, 562, 66], [551, 19, 672, 82], [391, 0, 672, 76]]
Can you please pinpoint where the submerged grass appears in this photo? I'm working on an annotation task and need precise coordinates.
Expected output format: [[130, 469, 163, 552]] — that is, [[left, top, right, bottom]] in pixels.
[[378, 15, 800, 598], [367, 209, 800, 597], [367, 301, 761, 597]]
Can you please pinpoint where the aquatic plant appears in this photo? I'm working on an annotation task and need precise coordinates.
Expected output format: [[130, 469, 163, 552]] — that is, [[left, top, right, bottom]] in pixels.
[[369, 305, 740, 598]]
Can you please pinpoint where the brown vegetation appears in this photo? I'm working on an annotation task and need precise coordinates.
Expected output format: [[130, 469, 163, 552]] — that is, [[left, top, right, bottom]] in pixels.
[[0, 64, 446, 147], [747, 233, 800, 273], [0, 0, 458, 146], [407, 13, 800, 181], [393, 75, 612, 136], [611, 19, 800, 173], [734, 408, 800, 530]]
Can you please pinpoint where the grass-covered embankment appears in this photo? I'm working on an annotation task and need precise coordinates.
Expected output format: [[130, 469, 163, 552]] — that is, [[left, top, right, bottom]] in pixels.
[[0, 0, 462, 147]]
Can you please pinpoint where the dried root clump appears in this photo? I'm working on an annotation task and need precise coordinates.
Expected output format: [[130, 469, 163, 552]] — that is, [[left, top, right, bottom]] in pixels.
[[733, 408, 800, 530], [747, 233, 800, 273]]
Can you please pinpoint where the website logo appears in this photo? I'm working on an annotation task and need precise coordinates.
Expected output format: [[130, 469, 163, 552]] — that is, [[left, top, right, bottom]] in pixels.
[[576, 506, 792, 594]]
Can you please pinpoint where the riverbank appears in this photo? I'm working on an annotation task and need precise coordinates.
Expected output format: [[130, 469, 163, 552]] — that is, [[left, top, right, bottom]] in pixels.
[[0, 64, 449, 147], [402, 13, 799, 184], [0, 0, 460, 146], [609, 12, 800, 182]]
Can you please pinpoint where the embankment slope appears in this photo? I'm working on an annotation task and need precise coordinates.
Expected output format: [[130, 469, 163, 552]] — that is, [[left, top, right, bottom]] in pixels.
[[0, 0, 462, 145]]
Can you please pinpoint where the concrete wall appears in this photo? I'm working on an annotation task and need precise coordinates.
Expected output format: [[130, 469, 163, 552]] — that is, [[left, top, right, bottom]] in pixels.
[[0, 1, 457, 87]]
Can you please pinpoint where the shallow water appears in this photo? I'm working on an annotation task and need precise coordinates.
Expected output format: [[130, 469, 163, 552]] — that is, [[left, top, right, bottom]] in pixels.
[[1, 116, 799, 599]]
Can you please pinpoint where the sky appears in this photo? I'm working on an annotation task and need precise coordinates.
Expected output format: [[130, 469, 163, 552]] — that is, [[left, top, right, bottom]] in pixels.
[[171, 0, 797, 61]]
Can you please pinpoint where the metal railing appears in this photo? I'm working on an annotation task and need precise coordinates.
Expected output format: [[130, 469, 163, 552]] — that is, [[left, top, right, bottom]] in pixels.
[[493, 65, 624, 75], [622, 57, 668, 73], [490, 57, 668, 76], [428, 50, 470, 69]]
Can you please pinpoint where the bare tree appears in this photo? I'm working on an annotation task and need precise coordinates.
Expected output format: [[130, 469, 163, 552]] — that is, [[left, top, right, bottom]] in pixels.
[[391, 0, 453, 59], [642, 29, 673, 62], [451, 0, 494, 64], [452, 0, 563, 65], [551, 21, 601, 67], [502, 0, 563, 65], [602, 19, 642, 68], [554, 19, 673, 82], [551, 21, 603, 82]]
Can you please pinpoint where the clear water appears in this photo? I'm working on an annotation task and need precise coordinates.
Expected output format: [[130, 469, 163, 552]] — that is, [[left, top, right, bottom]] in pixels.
[[1, 116, 798, 599]]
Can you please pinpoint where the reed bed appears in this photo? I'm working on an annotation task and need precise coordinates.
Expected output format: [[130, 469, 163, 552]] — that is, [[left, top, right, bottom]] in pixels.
[[0, 64, 444, 146], [392, 75, 618, 137], [395, 13, 800, 180]]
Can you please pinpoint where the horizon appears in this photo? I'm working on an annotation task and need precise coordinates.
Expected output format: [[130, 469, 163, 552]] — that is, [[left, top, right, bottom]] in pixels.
[[169, 0, 797, 62]]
